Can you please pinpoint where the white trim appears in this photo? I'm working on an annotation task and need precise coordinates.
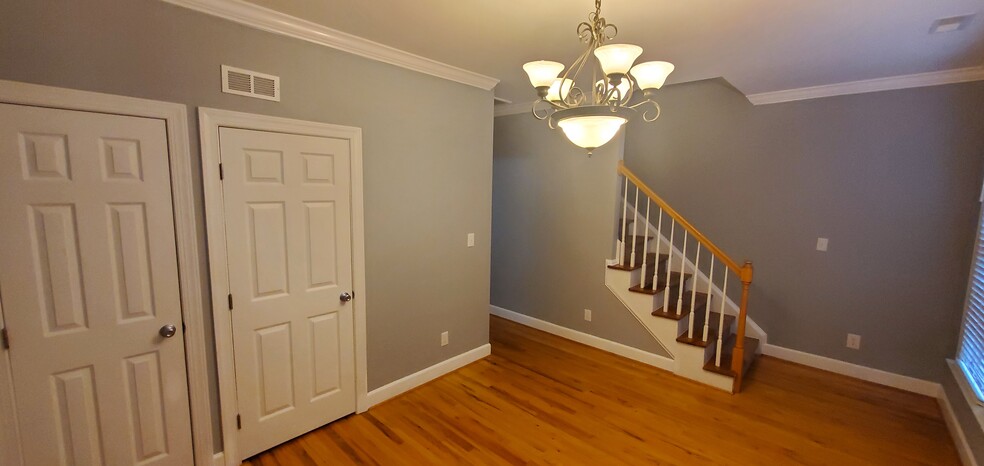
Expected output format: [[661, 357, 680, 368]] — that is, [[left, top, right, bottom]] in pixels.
[[747, 66, 984, 105], [213, 452, 225, 466], [490, 305, 675, 372], [198, 107, 368, 466], [161, 0, 498, 91], [0, 294, 23, 466], [942, 360, 983, 466], [494, 101, 535, 118], [365, 344, 491, 408], [762, 343, 940, 397], [0, 80, 214, 465]]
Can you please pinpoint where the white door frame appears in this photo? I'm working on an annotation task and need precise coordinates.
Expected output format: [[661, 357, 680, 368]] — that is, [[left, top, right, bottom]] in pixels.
[[0, 80, 215, 466], [198, 107, 368, 465]]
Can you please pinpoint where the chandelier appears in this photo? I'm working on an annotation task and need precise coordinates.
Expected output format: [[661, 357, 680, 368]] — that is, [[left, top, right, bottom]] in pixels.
[[522, 0, 674, 154]]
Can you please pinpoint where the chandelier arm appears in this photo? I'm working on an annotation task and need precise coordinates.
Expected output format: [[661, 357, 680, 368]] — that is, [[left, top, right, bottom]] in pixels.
[[565, 86, 587, 107], [531, 99, 554, 120], [628, 99, 662, 122]]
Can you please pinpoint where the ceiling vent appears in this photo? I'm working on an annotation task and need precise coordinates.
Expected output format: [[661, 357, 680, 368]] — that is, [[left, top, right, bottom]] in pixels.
[[929, 14, 975, 34], [221, 65, 280, 101]]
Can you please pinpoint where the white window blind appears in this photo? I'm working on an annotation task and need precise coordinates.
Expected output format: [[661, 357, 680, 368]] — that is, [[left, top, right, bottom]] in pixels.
[[957, 197, 984, 405]]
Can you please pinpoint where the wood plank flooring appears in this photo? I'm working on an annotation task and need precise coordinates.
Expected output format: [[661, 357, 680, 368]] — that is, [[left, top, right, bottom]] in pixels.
[[243, 316, 959, 465]]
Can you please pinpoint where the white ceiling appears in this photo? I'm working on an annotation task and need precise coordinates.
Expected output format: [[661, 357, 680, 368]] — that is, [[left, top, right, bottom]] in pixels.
[[242, 0, 984, 103]]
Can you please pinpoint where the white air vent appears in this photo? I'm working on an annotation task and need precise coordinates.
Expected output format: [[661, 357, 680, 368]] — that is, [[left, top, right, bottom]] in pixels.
[[221, 65, 280, 101]]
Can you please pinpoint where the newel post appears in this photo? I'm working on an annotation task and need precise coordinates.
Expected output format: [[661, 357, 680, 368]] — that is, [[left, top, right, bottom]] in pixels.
[[731, 261, 754, 392]]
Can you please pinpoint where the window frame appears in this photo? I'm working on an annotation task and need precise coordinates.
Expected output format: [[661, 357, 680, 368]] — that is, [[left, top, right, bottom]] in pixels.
[[955, 179, 984, 407]]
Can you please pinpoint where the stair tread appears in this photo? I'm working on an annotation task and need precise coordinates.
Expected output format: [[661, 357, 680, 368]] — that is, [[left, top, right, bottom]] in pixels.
[[607, 253, 669, 271], [628, 271, 691, 296], [703, 335, 759, 378], [676, 311, 736, 347], [653, 292, 709, 321]]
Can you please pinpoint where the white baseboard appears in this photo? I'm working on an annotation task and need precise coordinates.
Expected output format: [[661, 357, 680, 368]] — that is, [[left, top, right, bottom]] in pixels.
[[939, 384, 980, 466], [762, 343, 941, 397], [213, 452, 224, 466], [365, 344, 491, 408], [489, 305, 674, 372]]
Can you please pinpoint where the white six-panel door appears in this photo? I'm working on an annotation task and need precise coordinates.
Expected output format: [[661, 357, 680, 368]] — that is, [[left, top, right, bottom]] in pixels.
[[218, 127, 355, 460], [0, 104, 194, 465]]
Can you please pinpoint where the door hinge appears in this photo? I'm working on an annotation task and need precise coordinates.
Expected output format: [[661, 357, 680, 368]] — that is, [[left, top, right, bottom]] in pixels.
[[219, 163, 224, 180], [228, 293, 233, 310], [1, 328, 8, 350], [236, 414, 242, 430]]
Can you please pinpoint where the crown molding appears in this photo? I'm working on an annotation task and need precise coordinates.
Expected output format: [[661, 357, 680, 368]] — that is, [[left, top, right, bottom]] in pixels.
[[494, 101, 535, 117], [747, 66, 984, 105], [161, 0, 499, 91]]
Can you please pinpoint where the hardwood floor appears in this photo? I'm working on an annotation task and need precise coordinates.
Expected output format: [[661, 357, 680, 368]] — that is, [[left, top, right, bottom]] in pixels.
[[243, 316, 959, 465]]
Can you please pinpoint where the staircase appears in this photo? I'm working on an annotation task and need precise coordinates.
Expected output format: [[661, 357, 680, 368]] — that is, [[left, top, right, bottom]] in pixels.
[[606, 161, 760, 393]]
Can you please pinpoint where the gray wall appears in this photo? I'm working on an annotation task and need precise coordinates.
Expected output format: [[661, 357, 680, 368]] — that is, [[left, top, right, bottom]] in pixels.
[[0, 0, 493, 451], [622, 79, 984, 382], [493, 79, 984, 383], [491, 115, 670, 357]]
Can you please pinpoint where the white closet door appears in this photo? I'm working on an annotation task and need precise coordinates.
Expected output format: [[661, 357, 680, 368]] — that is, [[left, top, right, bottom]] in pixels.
[[219, 127, 355, 460], [0, 104, 193, 465]]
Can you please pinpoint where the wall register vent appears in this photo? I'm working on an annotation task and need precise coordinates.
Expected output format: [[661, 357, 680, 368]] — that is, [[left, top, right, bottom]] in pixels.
[[221, 65, 280, 101]]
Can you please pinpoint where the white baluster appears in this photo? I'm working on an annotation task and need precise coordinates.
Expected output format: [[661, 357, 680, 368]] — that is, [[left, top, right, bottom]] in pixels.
[[688, 243, 701, 339], [639, 200, 650, 288], [630, 186, 639, 267], [652, 208, 663, 291], [663, 221, 674, 310], [703, 257, 714, 342], [619, 177, 628, 264], [715, 273, 729, 366], [676, 231, 687, 316]]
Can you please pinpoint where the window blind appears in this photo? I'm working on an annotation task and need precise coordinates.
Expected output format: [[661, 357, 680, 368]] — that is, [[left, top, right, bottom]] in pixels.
[[958, 200, 984, 405]]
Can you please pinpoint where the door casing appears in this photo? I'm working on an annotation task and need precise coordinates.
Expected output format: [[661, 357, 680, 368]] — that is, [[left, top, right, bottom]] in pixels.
[[0, 80, 214, 466], [198, 107, 368, 465]]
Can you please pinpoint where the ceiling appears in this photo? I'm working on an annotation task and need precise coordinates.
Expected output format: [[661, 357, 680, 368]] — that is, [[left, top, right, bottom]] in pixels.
[[242, 0, 984, 103]]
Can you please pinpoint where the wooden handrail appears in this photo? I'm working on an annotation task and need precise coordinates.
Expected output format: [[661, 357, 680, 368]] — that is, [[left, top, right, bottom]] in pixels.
[[617, 161, 742, 274], [617, 160, 755, 392]]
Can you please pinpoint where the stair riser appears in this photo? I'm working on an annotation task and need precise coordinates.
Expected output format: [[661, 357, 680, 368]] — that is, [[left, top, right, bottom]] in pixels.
[[672, 343, 735, 393]]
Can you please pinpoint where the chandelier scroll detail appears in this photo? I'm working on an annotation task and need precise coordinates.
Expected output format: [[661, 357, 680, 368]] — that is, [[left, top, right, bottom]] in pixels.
[[522, 0, 674, 154]]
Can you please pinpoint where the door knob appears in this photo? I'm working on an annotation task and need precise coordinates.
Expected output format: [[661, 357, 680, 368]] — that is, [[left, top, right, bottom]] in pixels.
[[159, 324, 177, 338], [339, 292, 352, 302]]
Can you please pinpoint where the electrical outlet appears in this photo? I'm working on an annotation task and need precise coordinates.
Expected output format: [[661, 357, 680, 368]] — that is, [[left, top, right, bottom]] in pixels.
[[441, 331, 449, 346], [584, 309, 592, 322], [816, 237, 829, 252], [846, 333, 861, 350], [467, 233, 475, 247]]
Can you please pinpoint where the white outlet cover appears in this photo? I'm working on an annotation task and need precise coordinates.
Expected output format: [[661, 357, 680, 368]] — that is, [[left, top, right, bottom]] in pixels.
[[584, 309, 592, 322], [467, 233, 475, 247], [441, 331, 449, 346], [846, 333, 861, 350], [816, 237, 829, 252]]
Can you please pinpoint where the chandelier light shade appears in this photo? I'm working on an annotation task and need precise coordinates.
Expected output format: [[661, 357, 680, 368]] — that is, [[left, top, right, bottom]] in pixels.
[[522, 0, 674, 154], [558, 116, 627, 150], [630, 61, 676, 90], [522, 61, 566, 89], [547, 78, 575, 102], [593, 44, 643, 75]]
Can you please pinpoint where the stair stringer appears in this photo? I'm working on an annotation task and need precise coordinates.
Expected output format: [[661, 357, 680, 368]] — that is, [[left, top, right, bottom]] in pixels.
[[606, 266, 735, 392]]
